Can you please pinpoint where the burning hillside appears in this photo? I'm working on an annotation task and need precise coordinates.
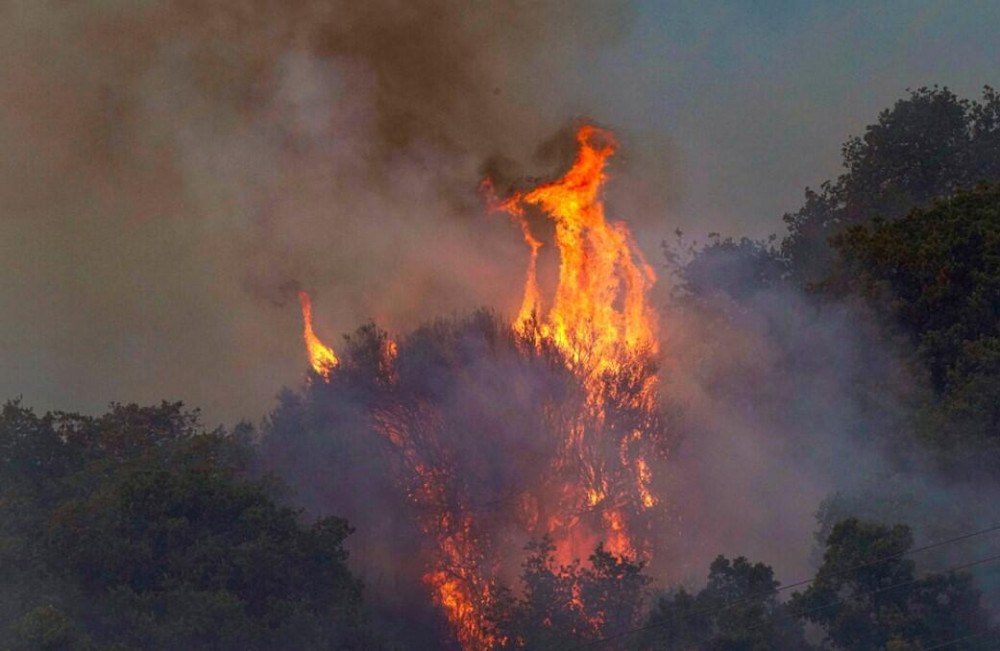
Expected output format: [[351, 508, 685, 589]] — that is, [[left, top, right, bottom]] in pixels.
[[290, 126, 673, 648]]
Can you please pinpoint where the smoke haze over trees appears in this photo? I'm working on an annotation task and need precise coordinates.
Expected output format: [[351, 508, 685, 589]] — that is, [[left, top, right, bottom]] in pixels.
[[4, 2, 1000, 649], [3, 1, 998, 426]]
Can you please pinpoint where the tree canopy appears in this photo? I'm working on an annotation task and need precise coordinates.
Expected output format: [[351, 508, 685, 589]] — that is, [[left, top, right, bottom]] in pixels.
[[0, 401, 378, 650], [484, 538, 651, 649], [826, 183, 1000, 454], [783, 86, 1000, 282], [792, 519, 994, 650], [638, 555, 808, 650]]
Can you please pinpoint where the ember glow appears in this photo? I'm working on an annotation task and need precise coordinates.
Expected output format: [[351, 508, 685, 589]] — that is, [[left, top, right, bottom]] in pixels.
[[296, 126, 670, 649]]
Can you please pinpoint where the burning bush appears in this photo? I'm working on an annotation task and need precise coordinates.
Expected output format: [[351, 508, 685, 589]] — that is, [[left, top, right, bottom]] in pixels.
[[263, 309, 675, 647], [262, 125, 679, 648]]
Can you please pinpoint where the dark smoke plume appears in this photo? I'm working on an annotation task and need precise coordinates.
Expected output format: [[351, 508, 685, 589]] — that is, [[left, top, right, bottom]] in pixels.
[[0, 1, 642, 423]]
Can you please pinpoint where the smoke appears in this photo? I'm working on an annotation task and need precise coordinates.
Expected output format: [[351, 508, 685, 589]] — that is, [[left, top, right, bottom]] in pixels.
[[258, 310, 677, 646], [0, 0, 651, 424], [655, 247, 1000, 593], [255, 240, 1000, 646], [657, 280, 908, 581], [6, 2, 1000, 642]]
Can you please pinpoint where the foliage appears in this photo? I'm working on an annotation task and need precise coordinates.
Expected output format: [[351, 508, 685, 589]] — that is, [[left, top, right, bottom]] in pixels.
[[0, 400, 378, 650], [825, 183, 1000, 452], [664, 233, 788, 302], [783, 86, 1000, 282], [792, 518, 995, 650], [260, 310, 676, 647], [638, 556, 809, 650], [637, 520, 995, 651], [484, 538, 651, 649]]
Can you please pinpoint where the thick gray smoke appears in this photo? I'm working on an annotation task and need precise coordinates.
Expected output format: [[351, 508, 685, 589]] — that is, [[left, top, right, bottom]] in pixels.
[[5, 3, 999, 637], [0, 1, 659, 424], [656, 246, 1000, 595], [255, 243, 1000, 647]]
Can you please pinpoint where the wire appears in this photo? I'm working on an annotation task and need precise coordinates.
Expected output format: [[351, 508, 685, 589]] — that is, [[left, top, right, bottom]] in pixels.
[[564, 522, 1000, 650], [573, 551, 1000, 651], [923, 628, 999, 650], [772, 521, 1000, 596], [792, 552, 1000, 620]]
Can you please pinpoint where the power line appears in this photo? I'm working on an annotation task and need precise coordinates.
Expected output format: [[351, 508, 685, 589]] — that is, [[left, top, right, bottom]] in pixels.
[[582, 551, 1000, 651], [773, 521, 1000, 596], [791, 551, 1000, 620], [923, 628, 999, 650], [564, 522, 1000, 650]]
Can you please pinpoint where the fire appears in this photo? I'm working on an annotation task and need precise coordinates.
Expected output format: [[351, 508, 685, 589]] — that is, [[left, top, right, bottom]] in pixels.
[[297, 290, 338, 379], [294, 125, 667, 650], [372, 405, 502, 649], [492, 125, 657, 369], [492, 124, 660, 557]]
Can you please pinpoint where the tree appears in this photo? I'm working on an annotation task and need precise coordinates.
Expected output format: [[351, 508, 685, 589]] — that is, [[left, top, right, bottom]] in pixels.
[[824, 183, 1000, 453], [783, 86, 1000, 282], [0, 401, 379, 650], [638, 556, 809, 650], [792, 518, 994, 650], [664, 233, 788, 303], [485, 538, 651, 649]]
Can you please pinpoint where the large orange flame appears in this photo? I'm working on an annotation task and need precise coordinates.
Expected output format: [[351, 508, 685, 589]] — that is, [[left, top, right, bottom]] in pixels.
[[472, 124, 662, 645], [296, 126, 664, 650], [494, 125, 657, 370], [494, 125, 660, 553], [297, 290, 338, 379]]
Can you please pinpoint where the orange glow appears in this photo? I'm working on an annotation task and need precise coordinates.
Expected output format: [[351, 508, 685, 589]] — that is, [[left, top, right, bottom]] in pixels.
[[602, 509, 632, 558], [491, 125, 660, 572], [482, 178, 543, 326], [296, 126, 667, 650], [372, 407, 500, 649], [498, 125, 658, 368], [637, 457, 657, 509], [297, 290, 339, 379]]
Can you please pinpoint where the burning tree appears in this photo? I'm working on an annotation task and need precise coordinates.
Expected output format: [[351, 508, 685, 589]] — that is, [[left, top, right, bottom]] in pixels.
[[273, 126, 676, 649]]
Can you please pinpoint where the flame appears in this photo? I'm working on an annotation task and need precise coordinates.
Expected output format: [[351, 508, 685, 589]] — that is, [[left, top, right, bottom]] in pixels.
[[404, 124, 663, 647], [496, 125, 657, 368], [637, 457, 657, 509], [493, 123, 660, 550], [373, 406, 501, 649], [296, 126, 666, 650], [297, 290, 339, 379], [425, 124, 658, 645]]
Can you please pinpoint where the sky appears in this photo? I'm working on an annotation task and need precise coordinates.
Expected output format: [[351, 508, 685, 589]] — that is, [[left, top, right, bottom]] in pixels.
[[602, 0, 1000, 236], [1, 0, 998, 425]]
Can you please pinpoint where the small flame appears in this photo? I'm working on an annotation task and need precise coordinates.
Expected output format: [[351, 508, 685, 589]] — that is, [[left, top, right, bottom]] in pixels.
[[297, 290, 338, 379], [637, 457, 657, 509], [483, 178, 544, 327]]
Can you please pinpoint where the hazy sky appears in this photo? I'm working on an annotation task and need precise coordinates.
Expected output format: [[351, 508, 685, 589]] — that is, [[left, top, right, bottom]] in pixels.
[[603, 0, 1000, 236], [1, 1, 998, 424]]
